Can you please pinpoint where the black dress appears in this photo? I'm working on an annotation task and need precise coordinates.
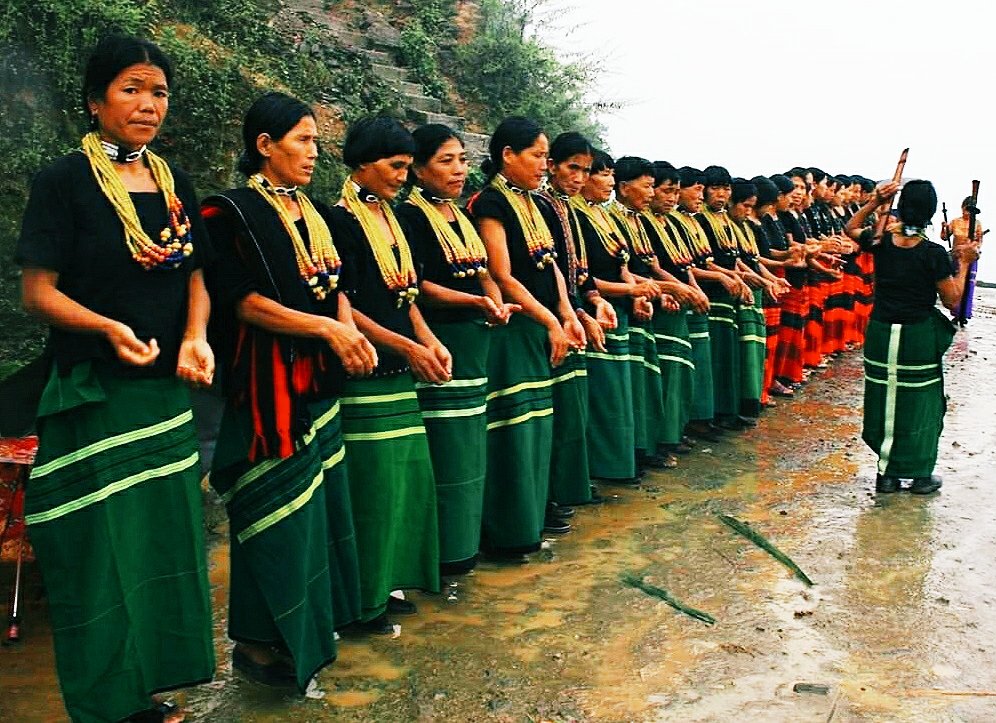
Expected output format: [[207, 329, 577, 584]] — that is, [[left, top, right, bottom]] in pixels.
[[17, 151, 207, 377], [395, 202, 484, 324], [469, 186, 559, 313], [327, 204, 420, 375]]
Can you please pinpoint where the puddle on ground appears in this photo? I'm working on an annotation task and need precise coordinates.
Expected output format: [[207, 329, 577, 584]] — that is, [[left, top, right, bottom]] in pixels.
[[4, 292, 996, 722]]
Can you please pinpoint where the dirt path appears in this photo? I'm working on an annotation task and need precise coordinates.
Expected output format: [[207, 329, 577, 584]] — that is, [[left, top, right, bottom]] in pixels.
[[3, 296, 996, 722]]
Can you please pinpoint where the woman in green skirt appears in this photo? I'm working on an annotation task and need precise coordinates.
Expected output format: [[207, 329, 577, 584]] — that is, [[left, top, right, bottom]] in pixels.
[[608, 157, 695, 471], [537, 132, 619, 511], [397, 124, 517, 574], [728, 178, 787, 420], [17, 35, 214, 722], [641, 162, 710, 461], [572, 151, 657, 484], [845, 180, 977, 494], [328, 116, 446, 629], [202, 92, 377, 691], [695, 166, 757, 431], [469, 116, 586, 558]]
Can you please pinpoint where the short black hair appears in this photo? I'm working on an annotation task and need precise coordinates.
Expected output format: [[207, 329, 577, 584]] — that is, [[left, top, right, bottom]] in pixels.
[[590, 149, 614, 174], [342, 115, 415, 169], [238, 91, 314, 175], [678, 166, 705, 188], [652, 160, 679, 187], [730, 178, 757, 204], [809, 167, 827, 184], [549, 131, 594, 164], [83, 34, 173, 129], [614, 156, 654, 188], [898, 180, 937, 227], [752, 176, 779, 206], [703, 165, 732, 188], [769, 174, 794, 194], [411, 123, 463, 166]]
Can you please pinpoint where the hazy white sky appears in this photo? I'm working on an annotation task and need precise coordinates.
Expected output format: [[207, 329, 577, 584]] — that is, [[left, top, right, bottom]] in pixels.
[[543, 0, 995, 280]]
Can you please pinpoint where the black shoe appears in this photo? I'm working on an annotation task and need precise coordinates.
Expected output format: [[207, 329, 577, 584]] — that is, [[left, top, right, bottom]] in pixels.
[[353, 612, 395, 635], [547, 502, 575, 519], [127, 701, 184, 723], [387, 596, 417, 615], [875, 473, 901, 493], [909, 475, 943, 495], [687, 427, 722, 442], [484, 549, 530, 564], [715, 417, 748, 432], [736, 415, 758, 427], [638, 453, 670, 470], [543, 516, 571, 534], [573, 485, 606, 505], [232, 645, 297, 687]]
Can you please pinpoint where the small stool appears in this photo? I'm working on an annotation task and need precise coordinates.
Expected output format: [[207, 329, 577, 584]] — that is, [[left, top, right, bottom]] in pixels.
[[0, 435, 38, 643]]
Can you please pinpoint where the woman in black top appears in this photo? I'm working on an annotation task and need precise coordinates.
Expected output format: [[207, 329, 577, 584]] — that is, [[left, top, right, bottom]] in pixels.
[[327, 116, 445, 630], [397, 124, 515, 574], [202, 92, 376, 691], [469, 116, 585, 558], [846, 180, 978, 494], [16, 34, 213, 723]]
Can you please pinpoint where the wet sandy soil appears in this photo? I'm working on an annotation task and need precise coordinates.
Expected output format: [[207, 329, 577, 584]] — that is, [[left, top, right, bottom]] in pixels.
[[3, 297, 996, 722]]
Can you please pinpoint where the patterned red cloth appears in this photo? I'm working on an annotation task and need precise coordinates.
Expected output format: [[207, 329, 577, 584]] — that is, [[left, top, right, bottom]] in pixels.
[[0, 436, 37, 563], [775, 284, 808, 384]]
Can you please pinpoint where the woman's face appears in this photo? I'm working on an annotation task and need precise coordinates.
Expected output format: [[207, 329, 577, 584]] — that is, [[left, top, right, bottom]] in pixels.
[[548, 152, 593, 197], [259, 114, 319, 188], [651, 179, 680, 214], [414, 137, 467, 199], [582, 167, 615, 203], [89, 62, 169, 150], [729, 196, 757, 222], [704, 185, 731, 212], [678, 183, 704, 213], [501, 134, 549, 191], [353, 154, 414, 201], [618, 174, 655, 212], [776, 192, 792, 212]]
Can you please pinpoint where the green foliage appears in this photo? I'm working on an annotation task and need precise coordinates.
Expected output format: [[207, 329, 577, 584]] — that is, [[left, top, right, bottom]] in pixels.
[[397, 0, 457, 103], [452, 0, 604, 143]]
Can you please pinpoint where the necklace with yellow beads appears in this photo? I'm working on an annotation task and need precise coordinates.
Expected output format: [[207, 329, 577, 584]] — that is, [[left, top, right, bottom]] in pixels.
[[249, 173, 342, 300], [81, 131, 193, 270], [407, 186, 488, 279], [608, 201, 656, 265], [570, 196, 630, 265], [342, 179, 419, 307], [491, 174, 557, 270]]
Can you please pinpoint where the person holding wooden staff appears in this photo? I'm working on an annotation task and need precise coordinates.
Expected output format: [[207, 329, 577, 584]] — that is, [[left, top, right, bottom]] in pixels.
[[846, 180, 978, 494]]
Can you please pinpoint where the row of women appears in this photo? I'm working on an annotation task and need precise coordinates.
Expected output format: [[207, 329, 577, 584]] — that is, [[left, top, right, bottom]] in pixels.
[[14, 34, 979, 723]]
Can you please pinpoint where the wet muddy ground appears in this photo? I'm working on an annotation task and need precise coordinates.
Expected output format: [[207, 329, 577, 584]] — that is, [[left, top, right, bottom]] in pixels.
[[4, 293, 996, 722]]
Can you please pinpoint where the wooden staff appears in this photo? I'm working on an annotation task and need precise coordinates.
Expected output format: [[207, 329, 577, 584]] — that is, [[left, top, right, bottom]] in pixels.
[[874, 148, 909, 237], [956, 179, 981, 326]]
